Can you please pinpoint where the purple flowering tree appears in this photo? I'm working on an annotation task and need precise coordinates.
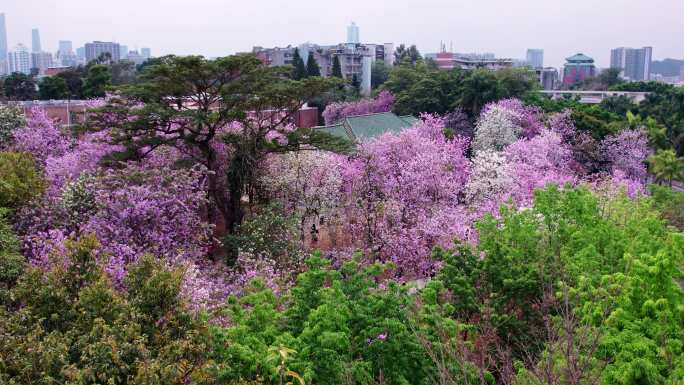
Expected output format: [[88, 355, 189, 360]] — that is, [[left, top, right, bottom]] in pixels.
[[322, 90, 395, 125]]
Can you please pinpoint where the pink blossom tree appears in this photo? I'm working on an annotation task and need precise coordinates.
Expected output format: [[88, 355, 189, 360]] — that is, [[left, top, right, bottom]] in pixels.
[[601, 129, 651, 182], [322, 90, 395, 125], [504, 130, 576, 204], [12, 107, 70, 165], [340, 115, 471, 277]]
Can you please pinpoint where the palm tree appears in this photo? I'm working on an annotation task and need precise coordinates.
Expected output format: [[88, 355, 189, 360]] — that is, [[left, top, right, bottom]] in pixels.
[[649, 149, 684, 187]]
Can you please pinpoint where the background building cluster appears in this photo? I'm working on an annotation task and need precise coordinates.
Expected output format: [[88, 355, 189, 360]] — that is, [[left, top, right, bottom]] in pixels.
[[0, 12, 152, 77], [1, 11, 683, 94]]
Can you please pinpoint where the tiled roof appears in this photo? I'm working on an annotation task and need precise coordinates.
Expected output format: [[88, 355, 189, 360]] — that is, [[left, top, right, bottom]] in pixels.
[[317, 112, 417, 143], [565, 53, 594, 63]]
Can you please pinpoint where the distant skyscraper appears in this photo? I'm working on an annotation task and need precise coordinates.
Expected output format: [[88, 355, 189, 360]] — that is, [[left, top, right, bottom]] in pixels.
[[8, 43, 31, 74], [0, 14, 7, 59], [119, 45, 128, 59], [76, 46, 85, 60], [31, 28, 41, 53], [85, 41, 121, 63], [526, 49, 544, 68], [563, 53, 596, 86], [58, 40, 73, 54], [347, 22, 360, 44], [610, 47, 652, 81], [141, 47, 151, 59], [30, 51, 53, 74], [127, 50, 144, 65]]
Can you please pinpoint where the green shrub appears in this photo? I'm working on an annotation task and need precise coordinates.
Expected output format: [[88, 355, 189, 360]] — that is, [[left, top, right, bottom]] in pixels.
[[0, 152, 46, 210], [0, 235, 216, 384]]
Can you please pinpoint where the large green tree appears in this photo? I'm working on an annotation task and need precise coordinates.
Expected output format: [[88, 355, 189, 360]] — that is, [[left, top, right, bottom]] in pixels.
[[306, 51, 320, 77], [89, 54, 349, 236], [331, 55, 342, 78], [38, 76, 69, 100], [56, 68, 85, 99], [3, 72, 38, 101], [291, 48, 308, 80], [370, 60, 390, 89], [649, 149, 684, 186], [394, 44, 422, 66], [83, 64, 112, 98]]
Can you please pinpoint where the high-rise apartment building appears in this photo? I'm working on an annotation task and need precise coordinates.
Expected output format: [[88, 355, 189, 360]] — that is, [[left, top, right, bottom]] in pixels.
[[141, 47, 151, 59], [31, 28, 41, 53], [57, 40, 77, 67], [0, 13, 8, 75], [126, 50, 144, 65], [31, 51, 54, 74], [119, 45, 128, 59], [8, 43, 31, 74], [526, 49, 544, 68], [610, 47, 652, 81], [347, 22, 360, 44], [85, 41, 121, 63], [0, 13, 7, 61], [58, 40, 73, 54], [563, 53, 596, 86]]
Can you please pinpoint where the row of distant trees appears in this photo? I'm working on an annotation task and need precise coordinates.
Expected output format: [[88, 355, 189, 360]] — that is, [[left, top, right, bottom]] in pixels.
[[0, 53, 154, 101]]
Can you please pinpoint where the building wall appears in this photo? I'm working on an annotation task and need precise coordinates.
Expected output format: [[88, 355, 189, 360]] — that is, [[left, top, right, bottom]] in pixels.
[[31, 52, 53, 74], [31, 29, 41, 53], [8, 44, 31, 74], [85, 41, 121, 63], [526, 49, 544, 68], [610, 46, 652, 81], [0, 13, 8, 62], [563, 65, 595, 85]]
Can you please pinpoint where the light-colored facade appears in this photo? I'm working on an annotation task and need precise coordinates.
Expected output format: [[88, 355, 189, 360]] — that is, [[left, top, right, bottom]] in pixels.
[[57, 40, 77, 67], [536, 67, 558, 90], [253, 41, 392, 96], [31, 28, 41, 53], [126, 50, 144, 65], [8, 44, 31, 74], [141, 48, 151, 60], [30, 51, 54, 74], [610, 47, 652, 81], [119, 45, 129, 60], [85, 41, 121, 63], [427, 51, 514, 71], [0, 13, 7, 75], [347, 22, 360, 44], [526, 49, 544, 68]]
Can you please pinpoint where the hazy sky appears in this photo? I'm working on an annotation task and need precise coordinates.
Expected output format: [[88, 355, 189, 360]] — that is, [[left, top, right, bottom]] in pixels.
[[3, 0, 683, 68]]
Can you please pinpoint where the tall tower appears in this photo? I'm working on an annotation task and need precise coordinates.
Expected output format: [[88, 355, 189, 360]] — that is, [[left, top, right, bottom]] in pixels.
[[31, 28, 41, 53], [0, 13, 8, 62], [347, 22, 360, 44]]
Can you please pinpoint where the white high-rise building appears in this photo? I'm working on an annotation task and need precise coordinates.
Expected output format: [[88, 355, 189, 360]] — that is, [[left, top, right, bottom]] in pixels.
[[31, 51, 53, 74], [9, 43, 31, 74], [0, 13, 8, 74], [31, 28, 41, 53], [347, 22, 360, 44], [610, 47, 652, 81], [58, 40, 73, 54], [526, 49, 544, 68]]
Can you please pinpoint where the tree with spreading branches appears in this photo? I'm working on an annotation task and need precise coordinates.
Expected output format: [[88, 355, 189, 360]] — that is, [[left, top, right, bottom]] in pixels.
[[88, 54, 351, 237]]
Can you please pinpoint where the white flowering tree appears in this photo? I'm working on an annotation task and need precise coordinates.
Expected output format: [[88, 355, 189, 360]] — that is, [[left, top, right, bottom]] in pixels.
[[471, 106, 520, 153]]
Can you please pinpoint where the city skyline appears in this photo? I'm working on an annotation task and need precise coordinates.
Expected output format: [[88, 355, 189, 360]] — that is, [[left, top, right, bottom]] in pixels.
[[1, 0, 683, 69]]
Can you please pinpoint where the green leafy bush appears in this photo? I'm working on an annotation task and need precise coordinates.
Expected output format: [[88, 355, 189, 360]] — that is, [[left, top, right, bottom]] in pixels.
[[0, 235, 216, 384], [0, 152, 46, 211]]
